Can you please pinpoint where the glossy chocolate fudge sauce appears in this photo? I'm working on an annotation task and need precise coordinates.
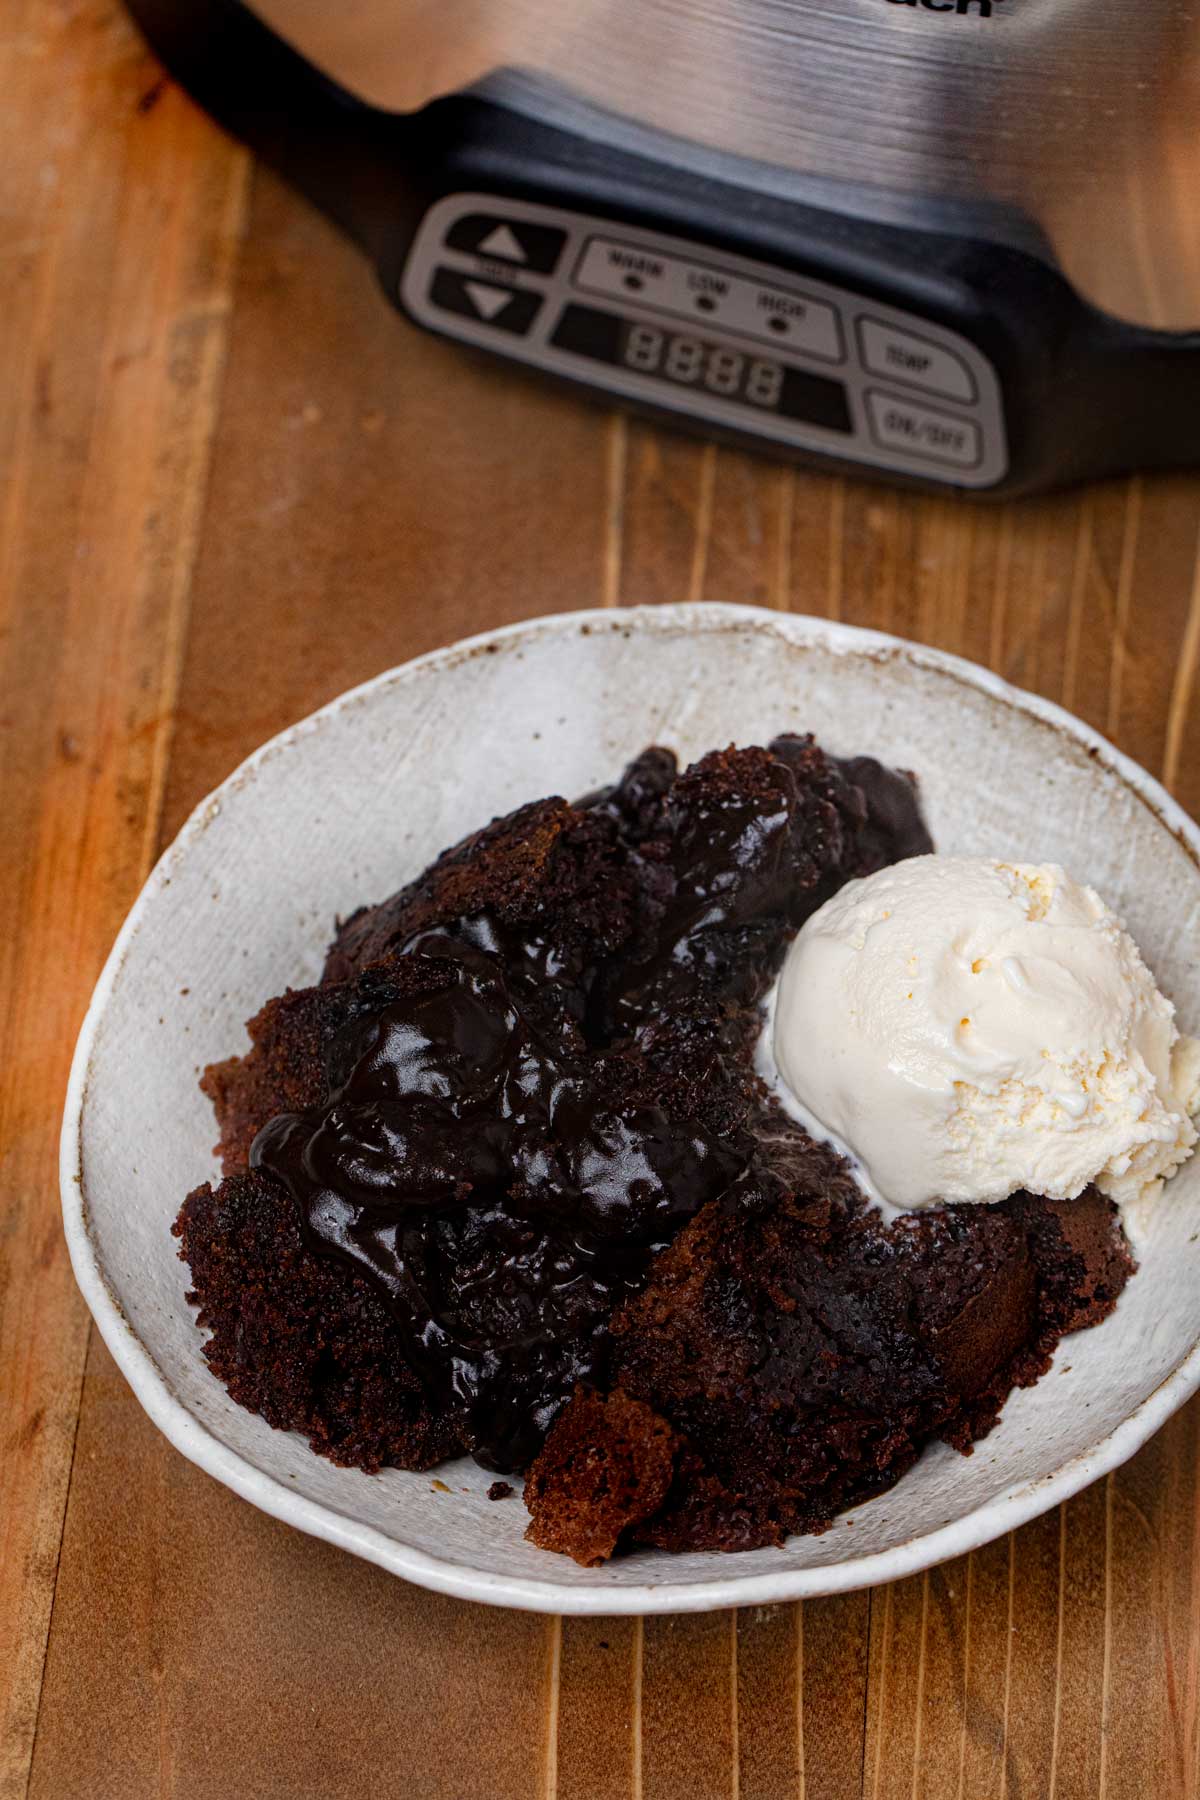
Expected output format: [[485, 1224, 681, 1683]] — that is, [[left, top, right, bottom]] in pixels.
[[247, 741, 929, 1470]]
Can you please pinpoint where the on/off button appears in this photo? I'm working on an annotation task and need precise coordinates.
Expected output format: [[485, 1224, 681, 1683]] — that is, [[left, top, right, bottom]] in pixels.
[[866, 392, 982, 469]]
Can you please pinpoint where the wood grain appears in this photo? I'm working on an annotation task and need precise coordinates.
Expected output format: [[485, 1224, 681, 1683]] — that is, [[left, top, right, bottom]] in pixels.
[[0, 4, 248, 1793], [4, 8, 1200, 1795], [30, 1344, 553, 1800]]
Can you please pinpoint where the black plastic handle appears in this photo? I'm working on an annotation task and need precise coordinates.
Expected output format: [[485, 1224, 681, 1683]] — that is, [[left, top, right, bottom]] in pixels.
[[125, 0, 420, 258], [1070, 313, 1200, 477]]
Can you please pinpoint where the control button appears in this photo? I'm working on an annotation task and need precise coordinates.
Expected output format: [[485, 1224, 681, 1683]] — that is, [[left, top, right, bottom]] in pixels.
[[444, 213, 566, 274], [866, 391, 982, 468], [477, 224, 525, 262], [859, 318, 976, 402], [429, 268, 542, 334], [573, 237, 843, 363]]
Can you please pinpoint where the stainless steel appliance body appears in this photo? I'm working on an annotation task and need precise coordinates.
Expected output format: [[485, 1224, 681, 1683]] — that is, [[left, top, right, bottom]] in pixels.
[[253, 0, 1200, 331]]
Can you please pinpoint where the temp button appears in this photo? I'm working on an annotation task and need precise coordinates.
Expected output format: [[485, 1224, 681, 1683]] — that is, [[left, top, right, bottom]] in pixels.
[[866, 391, 982, 469], [859, 318, 977, 403]]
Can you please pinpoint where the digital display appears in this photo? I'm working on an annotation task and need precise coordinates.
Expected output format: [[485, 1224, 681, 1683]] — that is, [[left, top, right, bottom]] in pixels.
[[620, 323, 784, 409], [550, 304, 851, 434]]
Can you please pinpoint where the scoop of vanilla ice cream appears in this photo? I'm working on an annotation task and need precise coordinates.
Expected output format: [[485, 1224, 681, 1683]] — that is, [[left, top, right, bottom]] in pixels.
[[771, 856, 1200, 1211]]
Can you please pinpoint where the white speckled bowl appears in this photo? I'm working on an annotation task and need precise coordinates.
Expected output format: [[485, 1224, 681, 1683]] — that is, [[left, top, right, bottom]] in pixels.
[[62, 604, 1200, 1614]]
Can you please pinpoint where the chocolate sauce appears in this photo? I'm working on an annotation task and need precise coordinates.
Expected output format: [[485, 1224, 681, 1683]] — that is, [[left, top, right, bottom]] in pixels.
[[250, 739, 931, 1472], [831, 753, 935, 870], [592, 741, 931, 1037], [252, 934, 744, 1469]]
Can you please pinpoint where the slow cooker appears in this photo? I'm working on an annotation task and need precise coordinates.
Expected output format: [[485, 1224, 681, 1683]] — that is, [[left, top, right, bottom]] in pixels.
[[126, 0, 1200, 495]]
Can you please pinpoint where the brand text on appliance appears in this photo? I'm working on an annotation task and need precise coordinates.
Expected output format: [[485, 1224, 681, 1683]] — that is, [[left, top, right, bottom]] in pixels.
[[885, 0, 1005, 15]]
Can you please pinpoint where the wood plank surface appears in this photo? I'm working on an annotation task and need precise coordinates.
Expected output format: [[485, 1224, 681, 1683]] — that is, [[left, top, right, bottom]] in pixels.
[[3, 8, 1200, 1796], [0, 4, 248, 1792]]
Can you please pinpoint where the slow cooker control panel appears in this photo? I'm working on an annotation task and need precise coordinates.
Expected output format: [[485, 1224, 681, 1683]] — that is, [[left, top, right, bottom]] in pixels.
[[402, 193, 1008, 488]]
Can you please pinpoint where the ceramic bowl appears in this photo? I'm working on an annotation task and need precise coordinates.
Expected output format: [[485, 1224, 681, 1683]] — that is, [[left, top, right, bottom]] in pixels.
[[62, 604, 1200, 1614]]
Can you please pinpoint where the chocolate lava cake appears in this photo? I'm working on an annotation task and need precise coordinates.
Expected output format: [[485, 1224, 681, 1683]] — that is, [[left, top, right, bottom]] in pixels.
[[174, 735, 1133, 1564]]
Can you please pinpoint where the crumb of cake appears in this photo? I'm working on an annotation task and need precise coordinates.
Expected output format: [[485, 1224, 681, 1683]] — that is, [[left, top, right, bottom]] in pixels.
[[524, 1389, 679, 1565], [487, 1481, 513, 1502]]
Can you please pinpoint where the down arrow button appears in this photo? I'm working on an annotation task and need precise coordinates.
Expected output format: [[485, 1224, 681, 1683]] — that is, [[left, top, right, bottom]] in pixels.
[[428, 268, 543, 335]]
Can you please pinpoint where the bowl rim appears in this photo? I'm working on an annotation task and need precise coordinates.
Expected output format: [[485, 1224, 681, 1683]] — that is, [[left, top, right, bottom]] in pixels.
[[60, 601, 1200, 1616]]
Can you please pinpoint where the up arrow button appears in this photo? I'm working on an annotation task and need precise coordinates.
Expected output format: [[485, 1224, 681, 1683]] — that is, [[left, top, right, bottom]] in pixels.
[[444, 212, 567, 275], [478, 224, 527, 263]]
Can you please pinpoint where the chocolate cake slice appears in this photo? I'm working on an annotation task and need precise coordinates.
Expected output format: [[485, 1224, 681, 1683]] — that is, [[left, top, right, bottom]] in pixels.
[[176, 1168, 460, 1473], [181, 738, 916, 1471], [525, 1135, 1132, 1562], [173, 732, 1133, 1558]]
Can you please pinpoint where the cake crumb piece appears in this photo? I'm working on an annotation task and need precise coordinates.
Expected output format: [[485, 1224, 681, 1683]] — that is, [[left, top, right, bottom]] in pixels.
[[524, 1388, 679, 1566], [487, 1481, 514, 1502]]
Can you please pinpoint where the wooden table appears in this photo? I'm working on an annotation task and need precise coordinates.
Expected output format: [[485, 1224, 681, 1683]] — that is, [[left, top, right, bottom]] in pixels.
[[4, 6, 1200, 1796]]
